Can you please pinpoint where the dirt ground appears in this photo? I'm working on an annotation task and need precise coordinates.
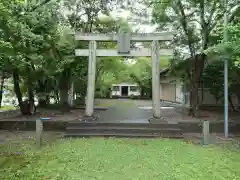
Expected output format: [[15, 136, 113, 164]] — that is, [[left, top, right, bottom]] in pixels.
[[0, 109, 85, 122]]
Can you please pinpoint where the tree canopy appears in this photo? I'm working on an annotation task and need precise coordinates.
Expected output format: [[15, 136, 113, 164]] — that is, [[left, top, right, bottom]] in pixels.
[[150, 0, 240, 115], [0, 0, 240, 116]]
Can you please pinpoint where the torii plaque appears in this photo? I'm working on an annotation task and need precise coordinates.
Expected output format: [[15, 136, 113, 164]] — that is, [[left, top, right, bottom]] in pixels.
[[117, 30, 131, 54]]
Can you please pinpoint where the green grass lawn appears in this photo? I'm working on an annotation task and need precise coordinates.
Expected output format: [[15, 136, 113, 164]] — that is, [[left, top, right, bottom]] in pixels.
[[0, 138, 240, 180]]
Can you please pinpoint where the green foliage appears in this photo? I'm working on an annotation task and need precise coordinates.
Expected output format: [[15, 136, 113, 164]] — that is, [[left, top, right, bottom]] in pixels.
[[0, 0, 135, 107], [129, 57, 152, 96], [204, 23, 240, 104], [94, 55, 171, 98], [168, 57, 191, 91], [127, 57, 170, 97], [95, 57, 133, 98], [206, 23, 240, 60], [203, 61, 224, 102]]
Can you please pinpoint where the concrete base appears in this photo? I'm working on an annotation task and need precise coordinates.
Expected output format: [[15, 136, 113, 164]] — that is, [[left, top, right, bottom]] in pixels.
[[80, 115, 99, 122], [148, 117, 168, 124]]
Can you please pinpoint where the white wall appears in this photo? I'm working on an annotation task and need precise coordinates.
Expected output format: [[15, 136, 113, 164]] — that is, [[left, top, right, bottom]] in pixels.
[[175, 80, 184, 103], [111, 83, 140, 97], [160, 77, 184, 103], [160, 76, 240, 107], [111, 90, 121, 96], [128, 91, 140, 96], [198, 88, 239, 106]]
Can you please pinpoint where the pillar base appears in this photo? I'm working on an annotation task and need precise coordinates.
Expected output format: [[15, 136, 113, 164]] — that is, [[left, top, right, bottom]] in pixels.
[[148, 117, 167, 124], [81, 115, 99, 122]]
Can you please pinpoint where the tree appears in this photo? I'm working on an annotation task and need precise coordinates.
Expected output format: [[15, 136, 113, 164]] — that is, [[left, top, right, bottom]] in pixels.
[[0, 0, 40, 113], [0, 0, 70, 113], [151, 0, 240, 116], [205, 22, 240, 110], [129, 58, 152, 97]]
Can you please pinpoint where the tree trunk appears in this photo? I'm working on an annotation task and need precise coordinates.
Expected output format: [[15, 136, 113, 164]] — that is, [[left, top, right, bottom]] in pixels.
[[68, 82, 74, 107], [27, 83, 35, 115], [188, 54, 206, 117], [60, 88, 70, 112], [230, 84, 240, 111], [38, 99, 47, 107], [38, 94, 49, 107], [0, 75, 5, 108], [55, 90, 60, 104], [236, 93, 240, 110], [228, 95, 239, 112], [38, 95, 47, 107], [177, 0, 209, 117], [189, 57, 198, 116], [59, 69, 71, 112], [12, 70, 24, 113], [13, 70, 36, 115], [36, 79, 49, 107]]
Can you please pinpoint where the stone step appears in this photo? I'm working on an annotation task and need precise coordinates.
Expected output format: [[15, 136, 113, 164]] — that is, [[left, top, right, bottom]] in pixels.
[[66, 120, 183, 139], [66, 127, 181, 135], [64, 132, 183, 139], [68, 121, 180, 129], [67, 127, 181, 133], [67, 126, 181, 131]]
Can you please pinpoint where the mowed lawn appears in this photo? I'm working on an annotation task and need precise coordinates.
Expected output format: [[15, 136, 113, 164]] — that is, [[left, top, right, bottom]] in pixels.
[[0, 138, 240, 180]]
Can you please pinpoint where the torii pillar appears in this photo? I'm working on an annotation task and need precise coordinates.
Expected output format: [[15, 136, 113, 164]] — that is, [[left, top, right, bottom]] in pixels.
[[85, 40, 97, 118], [151, 40, 161, 118]]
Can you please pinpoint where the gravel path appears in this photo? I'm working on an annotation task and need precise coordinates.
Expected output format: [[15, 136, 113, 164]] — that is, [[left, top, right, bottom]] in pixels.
[[97, 99, 195, 123]]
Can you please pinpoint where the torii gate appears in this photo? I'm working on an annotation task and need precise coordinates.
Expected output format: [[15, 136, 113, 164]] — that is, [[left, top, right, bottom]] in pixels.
[[74, 32, 174, 121]]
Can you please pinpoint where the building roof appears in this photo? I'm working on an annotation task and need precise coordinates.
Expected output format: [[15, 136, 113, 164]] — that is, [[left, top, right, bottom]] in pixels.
[[112, 82, 138, 86], [160, 68, 170, 76], [159, 53, 207, 78]]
